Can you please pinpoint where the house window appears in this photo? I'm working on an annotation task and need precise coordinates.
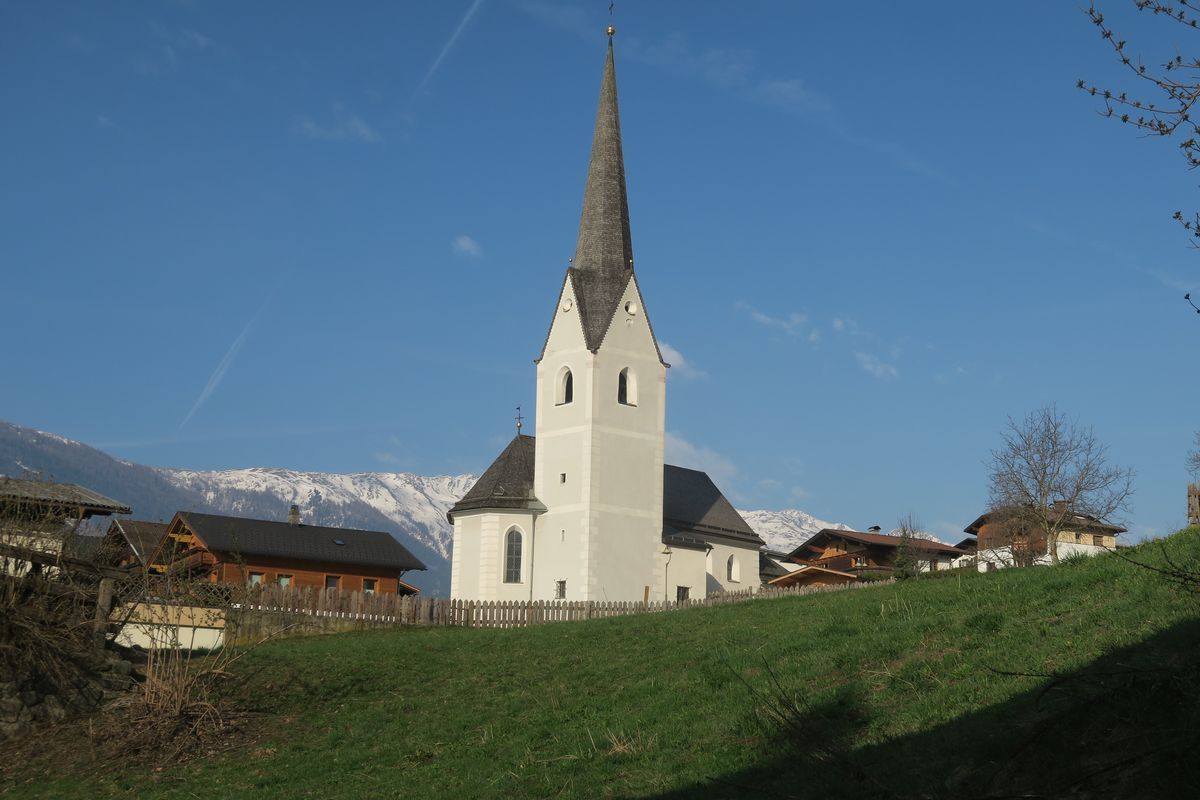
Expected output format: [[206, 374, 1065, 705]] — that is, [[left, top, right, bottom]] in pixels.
[[727, 555, 740, 583], [560, 473, 566, 484], [554, 580, 566, 599], [325, 575, 341, 590], [617, 367, 637, 406], [277, 574, 293, 588], [248, 572, 264, 586], [929, 560, 938, 572], [676, 586, 690, 602], [1093, 535, 1104, 547], [556, 367, 573, 405], [504, 528, 523, 583], [1074, 532, 1082, 543], [363, 578, 377, 594]]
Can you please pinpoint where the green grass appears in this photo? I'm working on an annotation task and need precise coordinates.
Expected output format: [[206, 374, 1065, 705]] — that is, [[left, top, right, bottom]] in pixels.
[[6, 530, 1200, 799]]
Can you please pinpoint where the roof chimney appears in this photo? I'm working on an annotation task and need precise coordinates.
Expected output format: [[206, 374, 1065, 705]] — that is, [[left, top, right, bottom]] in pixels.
[[288, 504, 300, 526]]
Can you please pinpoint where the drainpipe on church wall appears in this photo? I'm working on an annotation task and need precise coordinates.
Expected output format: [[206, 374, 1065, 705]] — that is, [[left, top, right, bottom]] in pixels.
[[528, 517, 536, 603]]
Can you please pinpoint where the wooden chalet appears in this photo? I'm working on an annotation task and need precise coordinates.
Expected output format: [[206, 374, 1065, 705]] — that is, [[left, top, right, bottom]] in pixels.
[[149, 510, 426, 595], [768, 528, 968, 588], [964, 502, 1126, 560]]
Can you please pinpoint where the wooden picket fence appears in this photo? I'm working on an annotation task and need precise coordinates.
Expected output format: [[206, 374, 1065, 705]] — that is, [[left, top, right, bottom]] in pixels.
[[234, 577, 890, 632]]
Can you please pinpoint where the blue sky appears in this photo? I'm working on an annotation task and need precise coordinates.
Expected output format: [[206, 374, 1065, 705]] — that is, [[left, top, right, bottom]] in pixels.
[[2, 1, 1197, 542]]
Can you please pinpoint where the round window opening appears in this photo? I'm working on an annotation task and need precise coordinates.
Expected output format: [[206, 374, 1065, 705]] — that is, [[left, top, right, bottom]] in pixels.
[[561, 298, 573, 312], [624, 300, 638, 316]]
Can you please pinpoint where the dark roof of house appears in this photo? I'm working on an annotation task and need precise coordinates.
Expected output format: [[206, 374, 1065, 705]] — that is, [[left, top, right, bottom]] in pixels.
[[954, 536, 978, 552], [448, 436, 761, 548], [789, 528, 965, 559], [108, 519, 169, 564], [663, 465, 763, 546], [759, 551, 791, 580], [177, 511, 427, 573], [446, 435, 540, 518], [535, 40, 666, 365], [0, 477, 130, 517], [963, 507, 1127, 535]]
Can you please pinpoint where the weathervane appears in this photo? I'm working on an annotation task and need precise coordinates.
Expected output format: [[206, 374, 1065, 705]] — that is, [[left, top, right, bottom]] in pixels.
[[608, 1, 615, 37], [515, 406, 524, 434]]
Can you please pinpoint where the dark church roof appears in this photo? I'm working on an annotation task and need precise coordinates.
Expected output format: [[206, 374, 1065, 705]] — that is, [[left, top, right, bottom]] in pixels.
[[536, 38, 666, 364], [176, 511, 427, 573], [663, 465, 763, 546], [446, 434, 541, 517], [448, 436, 761, 548]]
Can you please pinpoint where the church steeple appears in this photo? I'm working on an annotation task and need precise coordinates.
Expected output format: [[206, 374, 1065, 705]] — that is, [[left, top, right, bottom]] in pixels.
[[574, 35, 633, 280], [558, 34, 648, 356]]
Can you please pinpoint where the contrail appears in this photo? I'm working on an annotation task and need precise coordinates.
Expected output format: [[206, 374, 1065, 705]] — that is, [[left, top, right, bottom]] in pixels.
[[179, 303, 265, 429], [414, 0, 485, 98]]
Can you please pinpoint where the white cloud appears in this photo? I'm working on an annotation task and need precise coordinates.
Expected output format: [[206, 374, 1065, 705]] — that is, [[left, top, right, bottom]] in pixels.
[[854, 351, 898, 380], [452, 234, 484, 258], [298, 106, 381, 143], [659, 342, 705, 379], [665, 431, 737, 486], [737, 302, 808, 337], [372, 451, 401, 466], [97, 115, 115, 128], [754, 78, 831, 115]]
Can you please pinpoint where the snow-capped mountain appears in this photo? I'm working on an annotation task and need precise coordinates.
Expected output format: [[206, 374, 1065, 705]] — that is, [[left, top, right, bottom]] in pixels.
[[162, 467, 473, 559], [736, 508, 851, 553], [2, 420, 863, 594]]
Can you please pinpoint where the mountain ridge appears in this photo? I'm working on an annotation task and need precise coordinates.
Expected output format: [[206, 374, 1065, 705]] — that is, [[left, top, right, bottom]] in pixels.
[[0, 421, 851, 594]]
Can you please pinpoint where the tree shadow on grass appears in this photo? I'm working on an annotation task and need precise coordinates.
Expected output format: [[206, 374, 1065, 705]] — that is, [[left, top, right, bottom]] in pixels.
[[646, 617, 1200, 800]]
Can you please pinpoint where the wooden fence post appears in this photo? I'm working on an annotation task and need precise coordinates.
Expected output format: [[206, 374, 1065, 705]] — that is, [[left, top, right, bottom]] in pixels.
[[92, 577, 115, 651]]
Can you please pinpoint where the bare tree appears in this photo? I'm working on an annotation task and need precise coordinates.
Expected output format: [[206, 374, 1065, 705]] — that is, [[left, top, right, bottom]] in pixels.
[[987, 405, 1135, 564], [1189, 430, 1200, 478], [893, 513, 921, 580], [1081, 3, 1200, 248]]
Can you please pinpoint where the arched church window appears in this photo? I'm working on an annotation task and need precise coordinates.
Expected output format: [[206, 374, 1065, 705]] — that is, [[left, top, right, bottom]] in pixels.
[[504, 529, 523, 583], [618, 367, 637, 406], [556, 367, 573, 406], [727, 554, 740, 583]]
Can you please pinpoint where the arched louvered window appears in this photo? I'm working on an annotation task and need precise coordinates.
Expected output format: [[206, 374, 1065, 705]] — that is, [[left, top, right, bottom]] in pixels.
[[556, 367, 574, 405], [504, 528, 523, 583], [618, 367, 637, 406], [727, 554, 740, 583]]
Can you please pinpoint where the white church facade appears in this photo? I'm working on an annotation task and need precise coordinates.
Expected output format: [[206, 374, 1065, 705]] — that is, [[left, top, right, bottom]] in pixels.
[[448, 33, 763, 603]]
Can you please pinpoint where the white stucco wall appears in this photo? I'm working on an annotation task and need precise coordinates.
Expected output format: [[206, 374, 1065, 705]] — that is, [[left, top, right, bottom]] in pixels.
[[663, 546, 706, 603], [704, 539, 762, 594], [976, 540, 1110, 571], [533, 273, 668, 602], [450, 510, 539, 601]]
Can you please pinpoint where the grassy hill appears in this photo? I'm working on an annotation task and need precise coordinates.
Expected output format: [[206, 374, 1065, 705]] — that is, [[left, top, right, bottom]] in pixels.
[[5, 530, 1200, 799]]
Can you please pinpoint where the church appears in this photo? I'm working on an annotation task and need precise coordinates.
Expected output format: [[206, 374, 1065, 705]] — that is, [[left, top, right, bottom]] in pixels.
[[448, 31, 763, 603]]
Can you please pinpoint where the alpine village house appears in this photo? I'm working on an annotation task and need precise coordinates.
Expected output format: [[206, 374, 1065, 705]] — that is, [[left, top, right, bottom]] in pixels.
[[447, 32, 765, 604]]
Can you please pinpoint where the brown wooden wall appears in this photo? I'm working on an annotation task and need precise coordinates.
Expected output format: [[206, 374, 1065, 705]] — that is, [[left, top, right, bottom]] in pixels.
[[214, 554, 407, 594]]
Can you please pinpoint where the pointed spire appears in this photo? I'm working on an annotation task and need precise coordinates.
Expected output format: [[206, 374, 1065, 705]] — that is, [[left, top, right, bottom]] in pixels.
[[573, 37, 633, 278]]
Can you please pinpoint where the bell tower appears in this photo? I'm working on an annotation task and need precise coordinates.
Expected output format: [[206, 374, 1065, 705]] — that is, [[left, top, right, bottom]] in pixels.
[[532, 31, 669, 601]]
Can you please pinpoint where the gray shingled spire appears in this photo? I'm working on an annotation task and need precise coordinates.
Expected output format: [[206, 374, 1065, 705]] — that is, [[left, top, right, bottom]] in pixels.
[[567, 37, 636, 352], [574, 38, 632, 280]]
